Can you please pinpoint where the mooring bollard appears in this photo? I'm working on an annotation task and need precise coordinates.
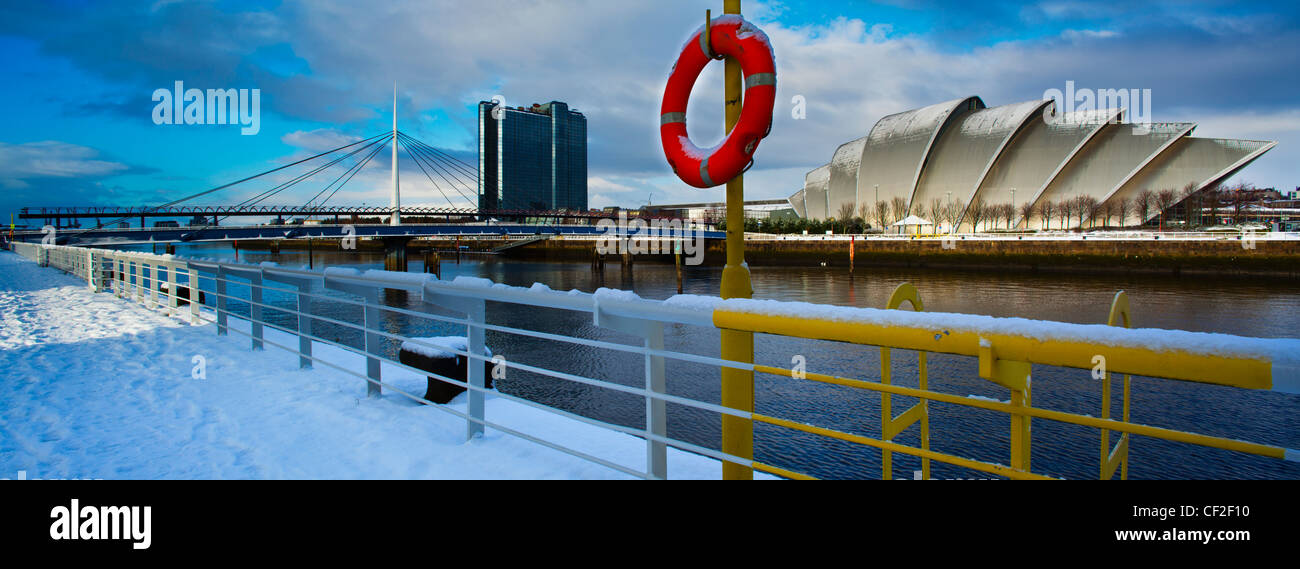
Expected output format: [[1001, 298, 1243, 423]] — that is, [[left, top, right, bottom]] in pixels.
[[849, 234, 855, 277], [424, 249, 440, 278], [675, 240, 683, 294]]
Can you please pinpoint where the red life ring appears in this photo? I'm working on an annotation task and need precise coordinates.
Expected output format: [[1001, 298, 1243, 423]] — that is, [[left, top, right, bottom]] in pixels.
[[660, 15, 776, 188]]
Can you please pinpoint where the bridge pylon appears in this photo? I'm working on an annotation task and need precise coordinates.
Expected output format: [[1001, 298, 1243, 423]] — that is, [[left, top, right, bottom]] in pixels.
[[391, 83, 401, 226]]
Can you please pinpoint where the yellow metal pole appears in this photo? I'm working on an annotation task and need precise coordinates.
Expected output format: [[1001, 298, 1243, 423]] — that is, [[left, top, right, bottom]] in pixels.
[[719, 0, 754, 480]]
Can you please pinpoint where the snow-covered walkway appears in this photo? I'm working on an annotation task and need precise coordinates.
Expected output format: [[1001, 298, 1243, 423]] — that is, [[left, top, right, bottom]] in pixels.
[[0, 250, 744, 479]]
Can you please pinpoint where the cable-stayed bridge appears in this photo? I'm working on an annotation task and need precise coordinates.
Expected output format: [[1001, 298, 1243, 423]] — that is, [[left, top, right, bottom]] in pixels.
[[11, 129, 712, 249]]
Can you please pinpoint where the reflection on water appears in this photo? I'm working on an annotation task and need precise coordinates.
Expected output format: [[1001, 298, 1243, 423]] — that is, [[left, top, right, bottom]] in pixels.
[[147, 242, 1300, 479]]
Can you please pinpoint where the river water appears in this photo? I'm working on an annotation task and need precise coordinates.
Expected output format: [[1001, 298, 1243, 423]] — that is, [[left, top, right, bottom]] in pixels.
[[135, 242, 1300, 479]]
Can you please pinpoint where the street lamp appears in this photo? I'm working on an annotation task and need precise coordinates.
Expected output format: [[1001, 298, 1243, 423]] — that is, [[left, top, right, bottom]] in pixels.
[[1010, 187, 1017, 229], [946, 191, 952, 234]]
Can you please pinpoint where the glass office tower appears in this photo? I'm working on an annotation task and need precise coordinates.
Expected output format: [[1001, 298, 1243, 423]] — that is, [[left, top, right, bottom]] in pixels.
[[478, 100, 588, 212]]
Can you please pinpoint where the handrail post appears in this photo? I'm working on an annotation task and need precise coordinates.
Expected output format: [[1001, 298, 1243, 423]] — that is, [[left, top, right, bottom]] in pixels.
[[297, 284, 312, 368], [135, 260, 144, 304], [325, 275, 382, 396], [264, 269, 315, 369], [166, 261, 179, 314], [361, 291, 381, 396], [978, 340, 1032, 473], [594, 301, 667, 478], [719, 0, 754, 481], [86, 250, 96, 290], [466, 299, 487, 439], [882, 283, 930, 480], [645, 322, 667, 478], [215, 266, 229, 336], [148, 261, 159, 308], [189, 267, 201, 325], [249, 271, 263, 350], [1102, 291, 1133, 479]]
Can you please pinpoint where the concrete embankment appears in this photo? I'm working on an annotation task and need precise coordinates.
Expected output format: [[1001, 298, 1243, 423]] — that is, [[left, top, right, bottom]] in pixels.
[[227, 235, 1300, 278], [231, 237, 504, 253], [501, 236, 1300, 279]]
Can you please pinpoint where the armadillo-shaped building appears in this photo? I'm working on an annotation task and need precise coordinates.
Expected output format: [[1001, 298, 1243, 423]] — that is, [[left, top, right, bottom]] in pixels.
[[788, 96, 1275, 229]]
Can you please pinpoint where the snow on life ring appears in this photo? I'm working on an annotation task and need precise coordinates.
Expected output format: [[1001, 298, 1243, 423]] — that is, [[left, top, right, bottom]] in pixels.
[[660, 15, 776, 188]]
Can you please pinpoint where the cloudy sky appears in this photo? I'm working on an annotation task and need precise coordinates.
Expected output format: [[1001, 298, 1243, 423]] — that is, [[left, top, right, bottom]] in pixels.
[[1, 0, 1297, 226]]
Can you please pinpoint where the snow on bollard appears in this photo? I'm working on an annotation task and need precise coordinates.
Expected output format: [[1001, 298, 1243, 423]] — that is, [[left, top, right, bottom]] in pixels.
[[158, 281, 206, 306], [398, 337, 496, 404]]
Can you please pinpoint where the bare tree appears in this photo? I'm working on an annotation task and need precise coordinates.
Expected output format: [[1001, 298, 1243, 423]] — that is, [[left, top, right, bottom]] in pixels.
[[1039, 200, 1056, 230], [1115, 197, 1131, 228], [1227, 182, 1257, 225], [944, 200, 963, 232], [1056, 199, 1072, 230], [875, 200, 891, 229], [1100, 200, 1115, 228], [1135, 189, 1155, 226], [1080, 196, 1100, 228], [837, 202, 856, 223], [1018, 201, 1037, 230], [1000, 203, 1016, 229], [1180, 182, 1199, 227], [928, 198, 944, 231], [1155, 188, 1178, 230], [890, 196, 909, 227], [857, 202, 873, 228], [966, 197, 988, 232], [1072, 195, 1094, 228]]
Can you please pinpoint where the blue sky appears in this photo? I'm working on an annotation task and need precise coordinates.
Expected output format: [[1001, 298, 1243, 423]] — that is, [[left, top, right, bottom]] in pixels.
[[1, 0, 1297, 226]]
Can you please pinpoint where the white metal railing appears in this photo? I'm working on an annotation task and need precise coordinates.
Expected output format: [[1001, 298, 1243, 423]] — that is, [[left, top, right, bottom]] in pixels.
[[9, 240, 1299, 480], [10, 240, 750, 479]]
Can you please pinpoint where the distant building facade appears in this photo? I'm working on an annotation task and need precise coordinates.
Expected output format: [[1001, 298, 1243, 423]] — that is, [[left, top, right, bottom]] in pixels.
[[789, 95, 1276, 230], [643, 199, 797, 224], [478, 100, 587, 212]]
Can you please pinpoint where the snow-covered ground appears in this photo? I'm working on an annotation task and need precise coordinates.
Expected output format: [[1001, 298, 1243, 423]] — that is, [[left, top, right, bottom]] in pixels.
[[0, 250, 758, 479]]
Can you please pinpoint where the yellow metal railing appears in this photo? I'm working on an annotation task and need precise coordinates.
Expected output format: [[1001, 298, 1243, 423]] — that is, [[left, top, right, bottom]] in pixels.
[[715, 283, 1296, 480], [1101, 291, 1132, 480]]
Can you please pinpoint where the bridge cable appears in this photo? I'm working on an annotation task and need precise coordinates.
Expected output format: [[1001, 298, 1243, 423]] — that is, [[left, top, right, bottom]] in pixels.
[[396, 131, 480, 187], [396, 133, 480, 207], [397, 135, 477, 208], [214, 135, 391, 226], [398, 130, 480, 178], [61, 131, 390, 240], [396, 131, 477, 193], [399, 136, 485, 211], [313, 136, 395, 210], [232, 135, 389, 211], [395, 137, 460, 209], [398, 131, 479, 183], [299, 135, 390, 209]]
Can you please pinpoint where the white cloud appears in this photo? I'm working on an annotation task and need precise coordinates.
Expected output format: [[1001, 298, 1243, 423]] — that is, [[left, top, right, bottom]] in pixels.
[[0, 141, 129, 187], [281, 129, 363, 153], [1060, 29, 1120, 41], [119, 0, 1293, 208]]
